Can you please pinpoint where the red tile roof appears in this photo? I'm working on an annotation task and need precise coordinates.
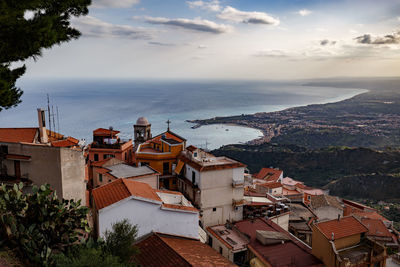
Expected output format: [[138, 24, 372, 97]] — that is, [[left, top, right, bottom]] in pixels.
[[315, 216, 368, 240], [186, 145, 197, 152], [162, 203, 198, 213], [352, 211, 389, 222], [133, 232, 237, 267], [361, 218, 392, 238], [259, 182, 282, 189], [93, 128, 120, 136], [0, 128, 38, 143], [254, 168, 282, 182], [91, 158, 113, 167], [151, 130, 186, 143], [235, 218, 322, 267], [92, 179, 161, 210], [51, 137, 80, 147]]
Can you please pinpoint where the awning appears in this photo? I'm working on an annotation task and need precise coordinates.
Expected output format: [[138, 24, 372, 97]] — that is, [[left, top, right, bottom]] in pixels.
[[5, 154, 31, 161], [174, 160, 184, 174]]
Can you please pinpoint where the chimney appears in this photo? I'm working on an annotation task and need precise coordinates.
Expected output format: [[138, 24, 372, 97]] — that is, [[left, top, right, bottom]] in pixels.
[[37, 108, 48, 143]]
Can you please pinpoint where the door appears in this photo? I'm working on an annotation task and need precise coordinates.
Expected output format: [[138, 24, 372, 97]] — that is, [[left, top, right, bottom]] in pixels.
[[163, 162, 170, 174], [14, 160, 21, 180]]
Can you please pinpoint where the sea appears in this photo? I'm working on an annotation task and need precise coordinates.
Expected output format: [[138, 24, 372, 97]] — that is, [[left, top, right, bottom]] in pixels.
[[0, 79, 367, 150]]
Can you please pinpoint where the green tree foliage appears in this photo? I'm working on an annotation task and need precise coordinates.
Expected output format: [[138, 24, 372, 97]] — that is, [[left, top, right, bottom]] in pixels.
[[53, 238, 124, 267], [0, 0, 91, 111], [0, 183, 90, 266], [103, 219, 139, 265]]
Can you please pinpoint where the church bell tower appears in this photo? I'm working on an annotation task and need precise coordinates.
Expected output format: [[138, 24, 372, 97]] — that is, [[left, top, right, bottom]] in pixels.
[[134, 117, 151, 145]]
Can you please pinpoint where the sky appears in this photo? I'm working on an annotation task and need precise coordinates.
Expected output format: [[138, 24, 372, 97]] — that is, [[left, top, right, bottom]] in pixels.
[[22, 0, 400, 80]]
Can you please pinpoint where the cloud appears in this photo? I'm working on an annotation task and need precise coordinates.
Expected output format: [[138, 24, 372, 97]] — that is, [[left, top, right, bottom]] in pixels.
[[92, 0, 140, 8], [254, 50, 289, 58], [148, 41, 175, 46], [72, 16, 153, 40], [355, 32, 400, 45], [186, 0, 221, 12], [297, 9, 312, 16], [320, 39, 336, 46], [144, 16, 230, 33], [217, 6, 279, 25]]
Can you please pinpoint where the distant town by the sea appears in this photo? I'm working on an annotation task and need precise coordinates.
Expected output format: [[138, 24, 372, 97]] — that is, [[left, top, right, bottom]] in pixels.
[[0, 78, 366, 149]]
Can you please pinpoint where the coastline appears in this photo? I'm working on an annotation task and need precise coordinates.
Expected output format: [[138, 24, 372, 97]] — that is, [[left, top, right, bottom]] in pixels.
[[187, 87, 370, 146]]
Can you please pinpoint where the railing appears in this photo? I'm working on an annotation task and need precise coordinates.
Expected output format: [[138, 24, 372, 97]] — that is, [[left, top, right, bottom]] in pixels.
[[90, 142, 126, 149]]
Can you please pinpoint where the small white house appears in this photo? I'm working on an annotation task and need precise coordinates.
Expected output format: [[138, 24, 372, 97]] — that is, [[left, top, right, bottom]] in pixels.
[[92, 179, 199, 239]]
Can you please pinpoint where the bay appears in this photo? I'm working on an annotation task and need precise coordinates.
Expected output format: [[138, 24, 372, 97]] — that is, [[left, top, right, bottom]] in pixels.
[[0, 79, 366, 149]]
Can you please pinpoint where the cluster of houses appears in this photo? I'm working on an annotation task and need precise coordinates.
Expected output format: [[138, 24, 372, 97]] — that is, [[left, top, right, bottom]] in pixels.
[[0, 108, 399, 266]]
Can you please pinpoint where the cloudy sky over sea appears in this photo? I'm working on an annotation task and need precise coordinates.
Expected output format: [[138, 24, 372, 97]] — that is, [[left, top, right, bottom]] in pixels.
[[21, 0, 400, 80]]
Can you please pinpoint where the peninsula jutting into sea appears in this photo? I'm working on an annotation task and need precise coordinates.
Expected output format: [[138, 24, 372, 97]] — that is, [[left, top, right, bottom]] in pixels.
[[2, 0, 400, 265], [189, 78, 400, 149]]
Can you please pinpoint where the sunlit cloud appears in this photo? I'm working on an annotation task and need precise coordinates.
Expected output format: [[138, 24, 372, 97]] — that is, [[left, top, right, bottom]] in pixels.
[[144, 16, 231, 33], [186, 0, 221, 12], [72, 16, 154, 40], [297, 9, 312, 16], [92, 0, 140, 8], [218, 6, 279, 25]]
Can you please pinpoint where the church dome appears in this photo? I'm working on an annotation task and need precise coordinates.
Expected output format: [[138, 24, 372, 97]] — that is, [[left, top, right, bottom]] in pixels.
[[136, 117, 150, 126]]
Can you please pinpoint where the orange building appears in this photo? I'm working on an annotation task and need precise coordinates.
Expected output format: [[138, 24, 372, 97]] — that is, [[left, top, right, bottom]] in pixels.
[[88, 128, 134, 164], [135, 128, 186, 190], [312, 216, 387, 267]]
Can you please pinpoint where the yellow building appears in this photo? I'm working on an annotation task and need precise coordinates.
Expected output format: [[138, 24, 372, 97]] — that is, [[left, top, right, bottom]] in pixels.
[[135, 128, 186, 190], [312, 216, 387, 267]]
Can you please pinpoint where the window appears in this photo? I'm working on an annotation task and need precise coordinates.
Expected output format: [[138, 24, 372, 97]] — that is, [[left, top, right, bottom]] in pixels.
[[99, 174, 103, 182], [213, 207, 217, 212], [307, 195, 311, 200], [219, 247, 223, 254], [208, 236, 213, 247], [0, 145, 8, 154], [94, 154, 99, 161], [192, 171, 196, 184], [193, 152, 197, 157]]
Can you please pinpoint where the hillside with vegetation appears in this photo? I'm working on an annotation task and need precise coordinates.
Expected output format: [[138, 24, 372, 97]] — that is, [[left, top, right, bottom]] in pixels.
[[212, 143, 400, 202]]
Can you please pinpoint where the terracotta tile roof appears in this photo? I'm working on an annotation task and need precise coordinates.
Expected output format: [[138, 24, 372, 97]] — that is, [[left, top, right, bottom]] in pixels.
[[93, 128, 120, 136], [353, 211, 389, 222], [254, 168, 282, 182], [0, 128, 38, 143], [235, 218, 322, 267], [186, 145, 197, 152], [151, 130, 186, 143], [259, 182, 282, 189], [95, 167, 111, 174], [282, 188, 301, 196], [361, 218, 392, 238], [310, 195, 343, 210], [46, 129, 64, 141], [91, 158, 113, 167], [51, 137, 80, 147], [315, 216, 368, 240], [92, 179, 161, 210], [133, 232, 236, 267], [162, 203, 198, 213]]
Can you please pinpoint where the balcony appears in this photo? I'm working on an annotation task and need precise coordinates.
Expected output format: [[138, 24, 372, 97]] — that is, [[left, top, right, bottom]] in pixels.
[[232, 180, 244, 188]]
